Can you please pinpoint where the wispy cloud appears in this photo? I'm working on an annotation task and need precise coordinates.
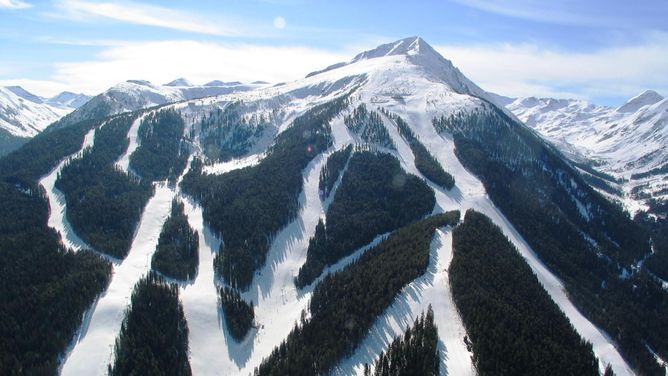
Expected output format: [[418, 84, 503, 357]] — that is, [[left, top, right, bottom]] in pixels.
[[450, 0, 618, 26], [6, 40, 351, 96], [436, 32, 668, 101], [54, 0, 260, 36], [0, 0, 32, 9]]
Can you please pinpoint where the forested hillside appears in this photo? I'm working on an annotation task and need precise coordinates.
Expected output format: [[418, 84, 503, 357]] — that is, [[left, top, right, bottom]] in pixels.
[[0, 117, 112, 374]]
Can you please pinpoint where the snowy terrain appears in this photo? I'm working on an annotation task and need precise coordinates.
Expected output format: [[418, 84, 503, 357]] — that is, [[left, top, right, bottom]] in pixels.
[[53, 37, 636, 375], [507, 91, 668, 215], [0, 86, 85, 138]]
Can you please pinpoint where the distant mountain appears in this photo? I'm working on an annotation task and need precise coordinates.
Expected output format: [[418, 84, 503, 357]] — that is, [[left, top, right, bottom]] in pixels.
[[507, 91, 668, 215], [0, 86, 83, 155], [164, 77, 193, 87], [51, 79, 263, 131], [204, 80, 242, 86], [46, 91, 91, 109]]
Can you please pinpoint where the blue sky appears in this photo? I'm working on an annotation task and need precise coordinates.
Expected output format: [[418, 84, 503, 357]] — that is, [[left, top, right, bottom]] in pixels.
[[1, 0, 667, 105]]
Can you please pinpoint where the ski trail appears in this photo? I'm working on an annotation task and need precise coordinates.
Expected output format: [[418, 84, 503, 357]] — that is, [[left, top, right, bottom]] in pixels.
[[60, 183, 175, 376], [115, 113, 145, 174], [333, 229, 474, 376], [39, 127, 97, 251], [231, 152, 327, 374], [179, 196, 230, 375]]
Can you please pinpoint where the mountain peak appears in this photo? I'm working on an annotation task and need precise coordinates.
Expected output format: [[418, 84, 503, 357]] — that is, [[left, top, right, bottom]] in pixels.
[[617, 89, 664, 113], [4, 86, 44, 104], [165, 78, 193, 87], [351, 36, 438, 62]]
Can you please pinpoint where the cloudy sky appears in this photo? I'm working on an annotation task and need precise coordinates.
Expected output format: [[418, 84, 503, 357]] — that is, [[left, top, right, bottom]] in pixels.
[[0, 0, 666, 105]]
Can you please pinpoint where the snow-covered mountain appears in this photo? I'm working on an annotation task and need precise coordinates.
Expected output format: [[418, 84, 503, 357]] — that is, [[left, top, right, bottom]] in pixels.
[[0, 86, 92, 155], [507, 90, 668, 215], [3, 37, 666, 376], [0, 86, 89, 138], [53, 79, 265, 130]]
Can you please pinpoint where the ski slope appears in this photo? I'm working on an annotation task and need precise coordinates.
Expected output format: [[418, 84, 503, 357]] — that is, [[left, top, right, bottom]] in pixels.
[[40, 127, 97, 251]]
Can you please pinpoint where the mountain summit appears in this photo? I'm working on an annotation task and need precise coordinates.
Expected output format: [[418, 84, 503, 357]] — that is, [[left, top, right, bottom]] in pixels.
[[617, 89, 664, 113]]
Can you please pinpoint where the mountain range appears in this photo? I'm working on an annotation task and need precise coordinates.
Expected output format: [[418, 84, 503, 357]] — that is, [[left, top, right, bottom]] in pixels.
[[506, 90, 668, 217], [0, 37, 666, 376]]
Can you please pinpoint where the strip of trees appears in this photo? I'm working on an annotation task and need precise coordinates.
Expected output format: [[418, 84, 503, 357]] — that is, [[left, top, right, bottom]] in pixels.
[[297, 151, 435, 287], [451, 210, 599, 375], [130, 109, 189, 182], [151, 198, 199, 281], [109, 272, 191, 376], [219, 286, 254, 342]]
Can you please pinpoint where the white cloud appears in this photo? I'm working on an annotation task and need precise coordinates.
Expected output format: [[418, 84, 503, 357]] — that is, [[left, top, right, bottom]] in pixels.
[[273, 16, 286, 29], [0, 0, 32, 9], [9, 40, 349, 96], [54, 0, 258, 36], [436, 33, 668, 100]]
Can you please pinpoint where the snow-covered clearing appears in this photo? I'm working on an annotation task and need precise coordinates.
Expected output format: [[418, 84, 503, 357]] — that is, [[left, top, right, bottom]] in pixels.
[[202, 152, 264, 175], [60, 183, 175, 375], [114, 113, 145, 174], [39, 127, 97, 251]]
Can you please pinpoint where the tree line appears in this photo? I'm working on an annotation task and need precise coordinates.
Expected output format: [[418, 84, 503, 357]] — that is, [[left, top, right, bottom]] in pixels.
[[363, 306, 440, 376], [151, 198, 199, 281]]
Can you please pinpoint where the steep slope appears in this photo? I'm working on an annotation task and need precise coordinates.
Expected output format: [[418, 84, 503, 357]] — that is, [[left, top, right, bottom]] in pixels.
[[507, 91, 668, 215]]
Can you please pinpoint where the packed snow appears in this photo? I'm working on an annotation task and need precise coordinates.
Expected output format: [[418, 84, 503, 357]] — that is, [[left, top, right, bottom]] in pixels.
[[114, 113, 145, 174], [40, 127, 97, 251], [60, 183, 176, 375]]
